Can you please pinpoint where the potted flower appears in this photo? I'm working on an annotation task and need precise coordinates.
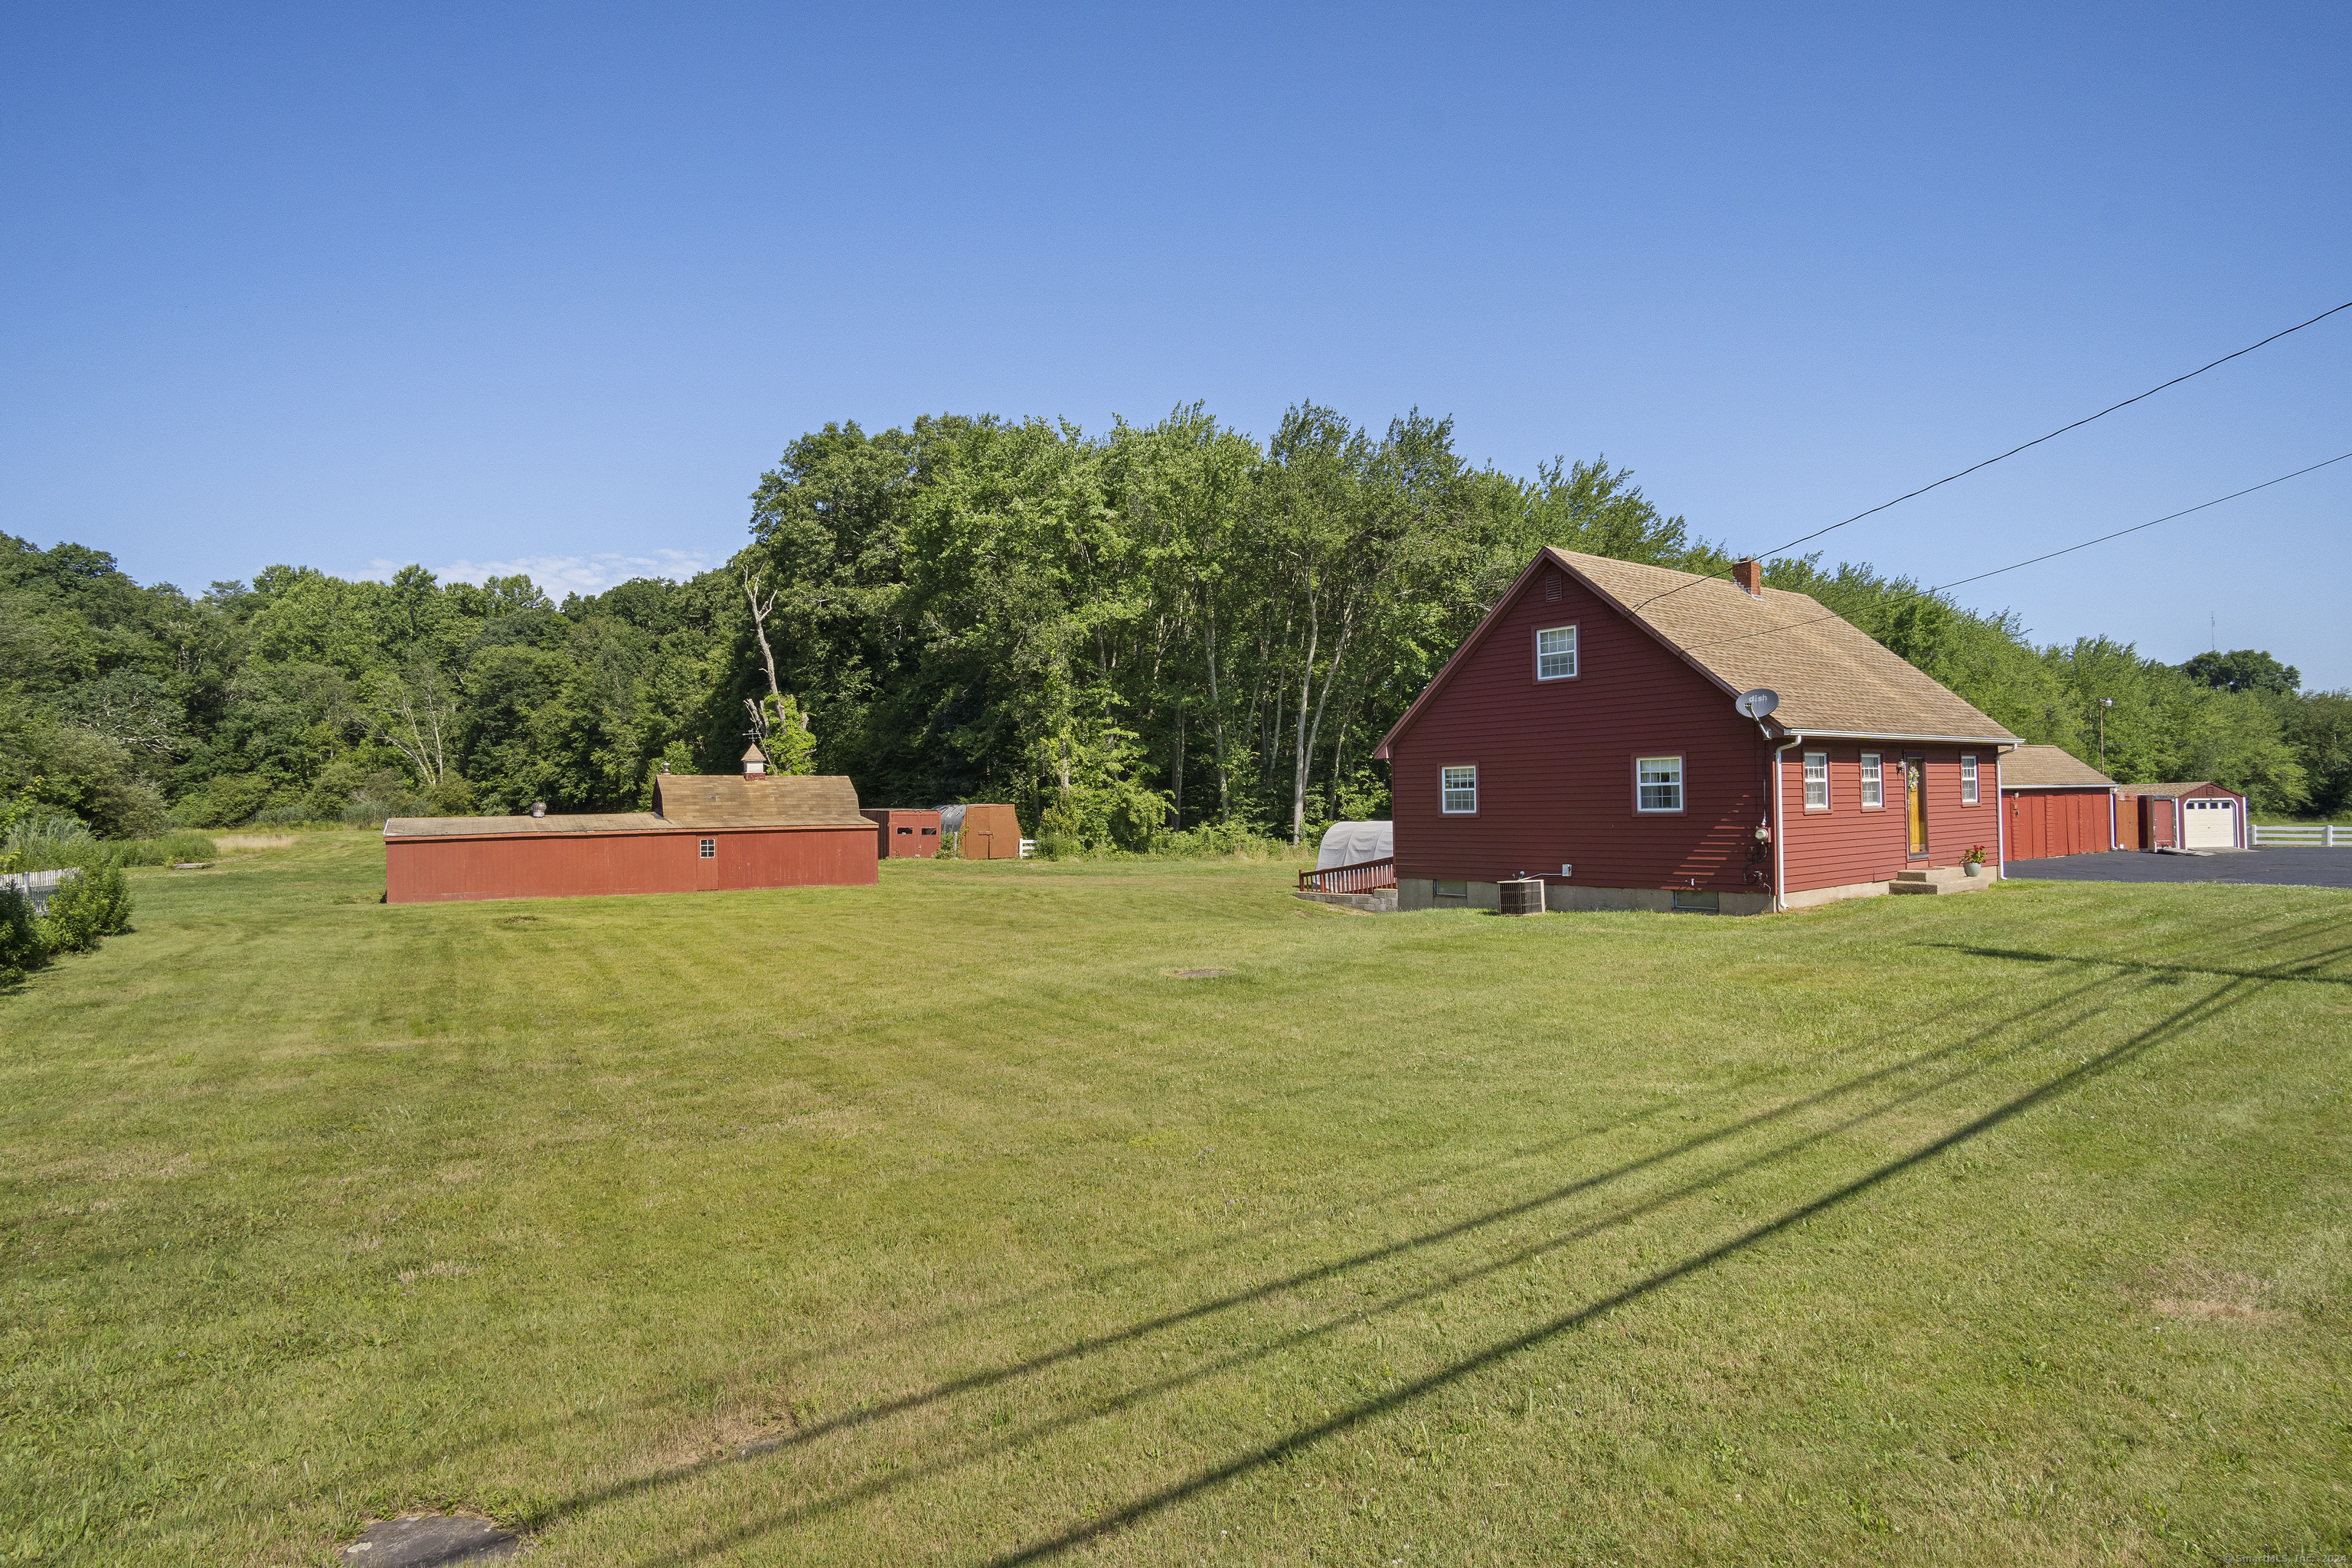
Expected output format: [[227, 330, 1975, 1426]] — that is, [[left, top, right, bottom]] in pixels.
[[1962, 844, 1988, 877]]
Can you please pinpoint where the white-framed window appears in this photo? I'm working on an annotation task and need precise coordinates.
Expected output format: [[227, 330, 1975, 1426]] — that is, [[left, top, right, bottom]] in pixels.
[[1536, 625, 1578, 681], [1961, 754, 1980, 805], [1803, 750, 1829, 811], [698, 838, 717, 859], [1635, 755, 1683, 813], [1441, 765, 1478, 815], [1860, 753, 1883, 809]]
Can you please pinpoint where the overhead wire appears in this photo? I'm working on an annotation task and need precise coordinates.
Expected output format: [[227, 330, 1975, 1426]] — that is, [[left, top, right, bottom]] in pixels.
[[1625, 297, 2352, 612], [1665, 450, 2352, 656]]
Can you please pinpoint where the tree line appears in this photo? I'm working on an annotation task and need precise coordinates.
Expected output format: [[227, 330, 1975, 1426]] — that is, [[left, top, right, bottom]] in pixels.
[[3, 403, 2347, 846]]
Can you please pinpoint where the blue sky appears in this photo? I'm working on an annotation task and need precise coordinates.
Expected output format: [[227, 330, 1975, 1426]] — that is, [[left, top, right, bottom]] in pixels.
[[5, 5, 2347, 682]]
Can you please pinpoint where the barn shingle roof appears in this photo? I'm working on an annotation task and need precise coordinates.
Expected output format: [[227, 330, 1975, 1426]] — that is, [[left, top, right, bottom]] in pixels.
[[384, 812, 665, 838], [651, 773, 870, 828], [384, 775, 870, 838]]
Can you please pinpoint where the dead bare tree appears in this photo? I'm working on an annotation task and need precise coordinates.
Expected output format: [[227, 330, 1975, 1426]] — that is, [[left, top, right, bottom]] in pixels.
[[742, 569, 782, 700]]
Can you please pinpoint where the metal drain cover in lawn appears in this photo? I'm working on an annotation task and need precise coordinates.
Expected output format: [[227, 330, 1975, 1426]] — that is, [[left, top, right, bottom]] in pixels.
[[1173, 968, 1232, 978], [341, 1512, 518, 1565]]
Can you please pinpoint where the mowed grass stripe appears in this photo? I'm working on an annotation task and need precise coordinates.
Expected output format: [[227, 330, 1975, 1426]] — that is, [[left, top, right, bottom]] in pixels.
[[1, 833, 2345, 1565]]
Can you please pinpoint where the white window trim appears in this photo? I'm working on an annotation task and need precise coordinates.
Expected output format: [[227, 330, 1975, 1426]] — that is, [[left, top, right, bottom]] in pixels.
[[698, 838, 717, 858], [1802, 750, 1830, 812], [1634, 754, 1684, 815], [1440, 764, 1478, 815], [1860, 752, 1883, 810], [1961, 753, 1981, 805], [1534, 624, 1579, 681]]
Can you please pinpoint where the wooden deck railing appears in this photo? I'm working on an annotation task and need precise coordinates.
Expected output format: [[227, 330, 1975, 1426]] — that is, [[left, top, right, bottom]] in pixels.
[[1298, 857, 1396, 893]]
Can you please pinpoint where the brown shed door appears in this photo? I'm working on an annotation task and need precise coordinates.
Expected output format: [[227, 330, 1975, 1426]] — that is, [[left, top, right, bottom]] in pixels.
[[1903, 754, 1927, 857], [694, 836, 720, 889]]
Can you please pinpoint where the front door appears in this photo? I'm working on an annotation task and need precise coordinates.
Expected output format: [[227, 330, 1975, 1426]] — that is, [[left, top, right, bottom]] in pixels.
[[1903, 753, 1928, 858], [694, 835, 720, 890]]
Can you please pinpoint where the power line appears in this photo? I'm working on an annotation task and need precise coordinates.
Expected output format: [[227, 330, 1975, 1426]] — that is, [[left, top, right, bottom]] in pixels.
[[1628, 297, 2352, 612], [1670, 450, 2352, 655]]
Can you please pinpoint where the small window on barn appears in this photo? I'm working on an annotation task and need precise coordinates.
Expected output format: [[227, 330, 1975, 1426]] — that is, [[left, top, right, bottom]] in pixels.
[[698, 838, 716, 859], [1635, 756, 1683, 813], [921, 827, 936, 835], [1961, 754, 1980, 805], [1536, 626, 1578, 681], [1803, 751, 1829, 811], [897, 826, 913, 834], [1860, 753, 1883, 809], [1441, 766, 1478, 815]]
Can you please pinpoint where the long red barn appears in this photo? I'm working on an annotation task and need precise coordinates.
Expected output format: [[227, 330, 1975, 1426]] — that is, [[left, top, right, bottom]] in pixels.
[[1374, 548, 2020, 914], [384, 773, 877, 903]]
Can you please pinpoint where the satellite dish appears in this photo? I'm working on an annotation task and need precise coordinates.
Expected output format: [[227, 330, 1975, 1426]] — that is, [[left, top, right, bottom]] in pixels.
[[1734, 688, 1780, 720]]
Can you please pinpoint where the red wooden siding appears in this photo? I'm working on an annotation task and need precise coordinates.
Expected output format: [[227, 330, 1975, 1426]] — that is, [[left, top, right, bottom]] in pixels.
[[2004, 789, 2114, 858], [1387, 568, 1768, 893], [386, 825, 876, 903], [1774, 746, 1998, 890], [863, 808, 942, 858]]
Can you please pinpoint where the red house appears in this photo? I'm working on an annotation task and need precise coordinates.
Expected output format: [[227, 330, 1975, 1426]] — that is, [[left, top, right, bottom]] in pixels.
[[1373, 548, 2019, 914], [384, 770, 877, 903]]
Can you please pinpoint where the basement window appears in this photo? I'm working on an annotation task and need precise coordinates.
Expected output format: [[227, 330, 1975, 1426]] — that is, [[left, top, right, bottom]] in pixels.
[[1441, 766, 1478, 815], [1860, 753, 1883, 809], [1671, 890, 1721, 913], [698, 838, 716, 859], [1961, 754, 1980, 805], [1803, 751, 1829, 811], [1433, 880, 1469, 904]]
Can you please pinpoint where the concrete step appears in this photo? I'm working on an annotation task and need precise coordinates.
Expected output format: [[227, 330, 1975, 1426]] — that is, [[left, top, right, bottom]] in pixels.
[[1888, 866, 1994, 894]]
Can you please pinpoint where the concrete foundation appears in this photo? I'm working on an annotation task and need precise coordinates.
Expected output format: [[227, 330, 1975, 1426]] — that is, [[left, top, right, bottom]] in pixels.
[[1293, 887, 1399, 913]]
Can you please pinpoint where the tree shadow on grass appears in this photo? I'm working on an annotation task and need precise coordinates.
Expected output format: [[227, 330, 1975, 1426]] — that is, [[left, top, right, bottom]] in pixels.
[[962, 971, 2256, 1567], [419, 969, 2062, 1475], [523, 961, 2209, 1560], [1922, 939, 2352, 987]]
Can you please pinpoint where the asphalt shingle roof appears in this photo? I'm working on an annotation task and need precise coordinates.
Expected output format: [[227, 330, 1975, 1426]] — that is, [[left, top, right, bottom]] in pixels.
[[1999, 744, 2114, 789], [1545, 549, 2017, 741]]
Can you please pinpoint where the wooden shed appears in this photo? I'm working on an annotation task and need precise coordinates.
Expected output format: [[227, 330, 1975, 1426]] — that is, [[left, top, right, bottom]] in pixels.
[[943, 803, 1025, 859], [1999, 744, 2116, 858], [863, 808, 942, 858], [384, 773, 877, 903], [2118, 782, 2249, 851]]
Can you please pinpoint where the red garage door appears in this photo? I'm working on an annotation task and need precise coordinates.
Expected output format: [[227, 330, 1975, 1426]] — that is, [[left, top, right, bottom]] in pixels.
[[2007, 790, 2112, 859]]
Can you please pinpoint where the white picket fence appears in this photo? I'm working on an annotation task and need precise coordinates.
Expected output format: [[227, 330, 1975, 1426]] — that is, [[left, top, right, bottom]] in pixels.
[[0, 867, 80, 915], [2252, 822, 2347, 846]]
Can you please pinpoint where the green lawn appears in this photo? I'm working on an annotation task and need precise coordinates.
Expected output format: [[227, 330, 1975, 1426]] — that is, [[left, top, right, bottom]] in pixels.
[[4, 837, 2347, 1566]]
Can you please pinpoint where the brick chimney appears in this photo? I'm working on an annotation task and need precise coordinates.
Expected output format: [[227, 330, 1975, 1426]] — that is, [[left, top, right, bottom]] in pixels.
[[1733, 558, 1763, 597]]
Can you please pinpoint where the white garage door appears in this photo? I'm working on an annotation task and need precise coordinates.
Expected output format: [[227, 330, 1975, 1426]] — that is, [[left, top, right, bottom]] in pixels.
[[2181, 797, 2237, 849]]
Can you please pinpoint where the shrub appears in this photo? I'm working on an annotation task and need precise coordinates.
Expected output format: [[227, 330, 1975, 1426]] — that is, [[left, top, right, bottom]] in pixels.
[[40, 864, 132, 952], [0, 884, 44, 986], [173, 773, 279, 829]]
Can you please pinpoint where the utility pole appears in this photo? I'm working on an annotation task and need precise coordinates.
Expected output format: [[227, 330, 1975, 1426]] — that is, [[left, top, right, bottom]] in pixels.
[[2097, 697, 2115, 773]]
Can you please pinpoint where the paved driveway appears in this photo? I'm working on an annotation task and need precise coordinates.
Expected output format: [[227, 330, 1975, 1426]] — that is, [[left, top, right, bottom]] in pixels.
[[2004, 848, 2352, 890]]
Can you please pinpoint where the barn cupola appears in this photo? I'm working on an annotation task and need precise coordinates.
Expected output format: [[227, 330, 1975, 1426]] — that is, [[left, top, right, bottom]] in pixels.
[[741, 743, 767, 777], [1733, 558, 1763, 597]]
